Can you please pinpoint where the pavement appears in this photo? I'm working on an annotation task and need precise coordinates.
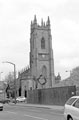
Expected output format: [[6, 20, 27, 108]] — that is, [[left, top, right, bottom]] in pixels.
[[8, 102, 64, 111]]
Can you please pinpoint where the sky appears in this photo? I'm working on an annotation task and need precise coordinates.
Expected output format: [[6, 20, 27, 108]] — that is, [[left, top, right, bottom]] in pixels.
[[0, 0, 79, 80]]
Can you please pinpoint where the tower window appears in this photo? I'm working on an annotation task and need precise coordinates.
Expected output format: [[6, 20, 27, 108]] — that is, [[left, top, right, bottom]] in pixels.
[[41, 37, 45, 49]]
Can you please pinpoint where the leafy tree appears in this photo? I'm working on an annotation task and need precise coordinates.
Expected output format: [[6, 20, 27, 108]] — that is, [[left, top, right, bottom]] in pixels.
[[4, 72, 14, 98], [4, 72, 14, 84]]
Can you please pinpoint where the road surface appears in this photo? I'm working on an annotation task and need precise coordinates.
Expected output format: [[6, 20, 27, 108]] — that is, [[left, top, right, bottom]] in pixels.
[[0, 104, 65, 120]]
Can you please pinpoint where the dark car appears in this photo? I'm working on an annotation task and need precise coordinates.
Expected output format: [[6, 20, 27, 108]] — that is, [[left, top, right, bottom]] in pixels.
[[0, 103, 3, 111], [0, 98, 10, 104]]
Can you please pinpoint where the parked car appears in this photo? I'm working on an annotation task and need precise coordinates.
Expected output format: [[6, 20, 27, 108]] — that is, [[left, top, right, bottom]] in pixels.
[[11, 98, 16, 103], [0, 102, 3, 111], [0, 98, 10, 104], [64, 96, 79, 120], [16, 96, 26, 102], [2, 98, 10, 104]]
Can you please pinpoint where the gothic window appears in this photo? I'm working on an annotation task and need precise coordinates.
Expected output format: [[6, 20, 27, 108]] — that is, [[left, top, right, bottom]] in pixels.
[[41, 37, 45, 49], [42, 65, 47, 78]]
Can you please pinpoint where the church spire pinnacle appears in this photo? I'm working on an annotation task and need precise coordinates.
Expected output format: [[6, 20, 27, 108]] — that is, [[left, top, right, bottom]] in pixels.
[[47, 16, 50, 26], [34, 15, 37, 24], [41, 18, 44, 26]]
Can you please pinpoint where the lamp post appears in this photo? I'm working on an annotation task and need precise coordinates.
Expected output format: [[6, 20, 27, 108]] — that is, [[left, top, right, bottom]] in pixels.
[[66, 70, 73, 85], [2, 61, 16, 104], [3, 81, 7, 101], [65, 70, 71, 77], [0, 72, 3, 81]]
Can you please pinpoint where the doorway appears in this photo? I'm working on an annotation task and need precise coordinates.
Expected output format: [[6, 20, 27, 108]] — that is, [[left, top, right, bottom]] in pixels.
[[24, 90, 27, 97]]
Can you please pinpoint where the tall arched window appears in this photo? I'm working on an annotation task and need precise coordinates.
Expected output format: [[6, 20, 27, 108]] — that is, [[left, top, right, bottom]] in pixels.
[[41, 37, 45, 49], [42, 65, 47, 78]]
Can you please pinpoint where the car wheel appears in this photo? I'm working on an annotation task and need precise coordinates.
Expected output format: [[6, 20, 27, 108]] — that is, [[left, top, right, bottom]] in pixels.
[[0, 109, 3, 111], [68, 117, 73, 120]]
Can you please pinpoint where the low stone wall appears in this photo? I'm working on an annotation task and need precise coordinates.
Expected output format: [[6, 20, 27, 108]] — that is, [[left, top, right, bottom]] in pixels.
[[27, 86, 76, 105]]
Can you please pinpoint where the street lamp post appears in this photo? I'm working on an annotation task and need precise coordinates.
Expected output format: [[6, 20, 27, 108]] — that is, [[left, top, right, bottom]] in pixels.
[[0, 72, 3, 81], [66, 70, 73, 85], [2, 61, 16, 104], [65, 70, 71, 77]]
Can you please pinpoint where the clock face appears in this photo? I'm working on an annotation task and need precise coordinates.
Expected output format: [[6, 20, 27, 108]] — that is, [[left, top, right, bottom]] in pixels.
[[42, 54, 45, 58], [38, 53, 49, 61]]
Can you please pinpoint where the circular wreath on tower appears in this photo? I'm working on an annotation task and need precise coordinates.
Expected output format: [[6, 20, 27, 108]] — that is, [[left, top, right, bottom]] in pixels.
[[38, 75, 47, 85]]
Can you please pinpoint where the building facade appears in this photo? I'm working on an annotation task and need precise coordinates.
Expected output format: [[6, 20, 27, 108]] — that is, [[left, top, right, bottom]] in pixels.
[[30, 15, 55, 89], [16, 67, 32, 97], [16, 16, 55, 97]]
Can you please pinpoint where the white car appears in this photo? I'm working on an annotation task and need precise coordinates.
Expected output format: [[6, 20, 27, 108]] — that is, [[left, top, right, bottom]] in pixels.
[[16, 96, 26, 102], [64, 96, 79, 120], [0, 103, 3, 111]]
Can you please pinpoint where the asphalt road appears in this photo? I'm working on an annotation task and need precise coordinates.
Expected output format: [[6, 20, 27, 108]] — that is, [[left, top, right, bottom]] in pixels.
[[0, 104, 65, 120]]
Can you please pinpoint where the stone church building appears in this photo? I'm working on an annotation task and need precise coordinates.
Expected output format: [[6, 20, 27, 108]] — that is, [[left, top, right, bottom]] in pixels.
[[16, 16, 55, 97], [30, 15, 55, 89]]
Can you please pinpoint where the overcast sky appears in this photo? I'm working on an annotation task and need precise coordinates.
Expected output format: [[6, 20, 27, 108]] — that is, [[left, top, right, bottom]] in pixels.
[[0, 0, 79, 80]]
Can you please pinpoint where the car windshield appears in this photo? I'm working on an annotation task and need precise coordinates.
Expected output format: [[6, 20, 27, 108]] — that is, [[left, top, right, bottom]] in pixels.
[[20, 96, 24, 98], [66, 98, 77, 105], [17, 96, 25, 98]]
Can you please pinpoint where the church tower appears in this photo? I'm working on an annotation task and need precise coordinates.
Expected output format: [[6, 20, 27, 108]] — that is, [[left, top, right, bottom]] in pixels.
[[30, 15, 55, 89]]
